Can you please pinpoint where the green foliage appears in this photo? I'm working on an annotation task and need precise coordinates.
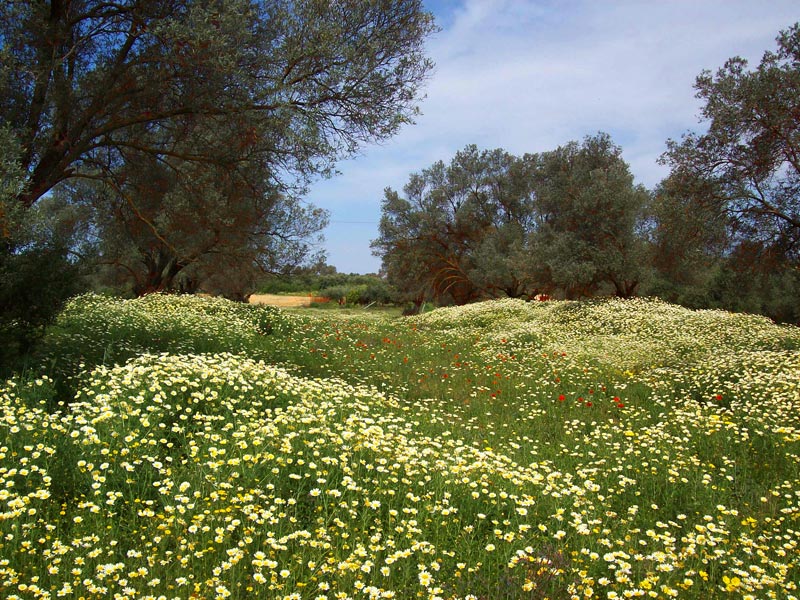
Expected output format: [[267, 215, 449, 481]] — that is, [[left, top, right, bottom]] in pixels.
[[652, 22, 800, 322], [69, 162, 330, 297], [0, 124, 24, 209], [316, 284, 350, 302], [704, 258, 800, 323], [532, 134, 650, 298], [0, 190, 87, 374], [373, 145, 540, 304], [317, 281, 397, 305], [644, 175, 728, 305], [3, 0, 437, 208], [662, 22, 800, 258], [360, 278, 398, 305], [0, 243, 82, 374], [257, 272, 398, 305], [374, 135, 649, 304], [1, 0, 436, 296]]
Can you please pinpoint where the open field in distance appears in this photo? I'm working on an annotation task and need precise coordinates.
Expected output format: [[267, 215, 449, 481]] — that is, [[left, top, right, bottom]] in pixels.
[[248, 293, 328, 308]]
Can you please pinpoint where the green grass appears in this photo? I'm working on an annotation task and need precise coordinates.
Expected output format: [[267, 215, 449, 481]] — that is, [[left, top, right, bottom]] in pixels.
[[2, 293, 799, 599], [299, 303, 404, 318]]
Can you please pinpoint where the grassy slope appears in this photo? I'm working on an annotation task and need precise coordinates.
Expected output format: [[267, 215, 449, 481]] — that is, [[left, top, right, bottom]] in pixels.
[[1, 294, 799, 599]]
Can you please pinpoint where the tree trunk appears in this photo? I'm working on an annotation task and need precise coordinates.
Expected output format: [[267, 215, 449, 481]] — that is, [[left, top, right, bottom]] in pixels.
[[134, 250, 185, 296], [611, 275, 639, 298]]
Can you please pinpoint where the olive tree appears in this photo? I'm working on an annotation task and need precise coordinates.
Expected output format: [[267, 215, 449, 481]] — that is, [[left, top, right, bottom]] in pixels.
[[662, 22, 800, 261], [374, 135, 649, 304], [1, 0, 435, 302], [2, 0, 436, 208]]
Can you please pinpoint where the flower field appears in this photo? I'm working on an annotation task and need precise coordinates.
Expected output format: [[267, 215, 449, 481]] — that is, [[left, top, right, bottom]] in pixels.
[[2, 294, 799, 599]]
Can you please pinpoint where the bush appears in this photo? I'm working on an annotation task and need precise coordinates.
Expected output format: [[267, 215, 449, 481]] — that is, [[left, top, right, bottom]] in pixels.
[[0, 243, 83, 374], [256, 272, 399, 304], [362, 279, 398, 304], [346, 285, 368, 305], [37, 293, 291, 380], [318, 285, 350, 302]]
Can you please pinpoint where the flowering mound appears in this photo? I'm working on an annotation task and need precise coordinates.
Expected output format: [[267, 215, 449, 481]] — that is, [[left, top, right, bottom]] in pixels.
[[2, 295, 799, 599], [40, 293, 296, 379], [2, 354, 567, 599]]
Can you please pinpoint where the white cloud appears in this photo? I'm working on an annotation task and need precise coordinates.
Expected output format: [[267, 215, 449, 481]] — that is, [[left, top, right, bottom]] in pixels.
[[310, 0, 799, 273]]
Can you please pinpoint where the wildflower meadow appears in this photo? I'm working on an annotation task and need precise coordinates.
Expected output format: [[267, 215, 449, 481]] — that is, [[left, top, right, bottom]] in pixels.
[[2, 294, 799, 600]]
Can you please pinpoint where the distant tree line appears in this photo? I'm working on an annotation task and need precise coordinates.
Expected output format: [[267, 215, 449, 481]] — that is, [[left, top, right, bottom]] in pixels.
[[372, 133, 648, 305], [255, 265, 398, 306], [373, 23, 800, 323], [1, 0, 436, 368]]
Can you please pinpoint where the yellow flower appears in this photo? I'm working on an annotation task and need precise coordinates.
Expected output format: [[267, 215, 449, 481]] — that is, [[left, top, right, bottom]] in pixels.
[[722, 576, 741, 592]]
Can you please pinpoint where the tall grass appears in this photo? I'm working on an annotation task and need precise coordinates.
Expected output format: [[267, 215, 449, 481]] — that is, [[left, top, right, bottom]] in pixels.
[[1, 293, 798, 599]]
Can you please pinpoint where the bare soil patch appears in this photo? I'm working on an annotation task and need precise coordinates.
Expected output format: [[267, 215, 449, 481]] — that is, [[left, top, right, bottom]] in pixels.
[[248, 294, 328, 308]]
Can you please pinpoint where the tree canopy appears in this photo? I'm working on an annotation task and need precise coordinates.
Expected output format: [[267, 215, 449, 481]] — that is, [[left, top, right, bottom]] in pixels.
[[532, 134, 649, 299], [1, 0, 436, 207], [662, 22, 800, 264], [1, 0, 436, 297], [652, 22, 800, 322], [374, 21, 800, 322], [373, 134, 649, 305]]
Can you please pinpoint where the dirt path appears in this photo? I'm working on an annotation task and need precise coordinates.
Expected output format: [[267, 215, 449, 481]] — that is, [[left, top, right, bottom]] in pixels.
[[248, 294, 327, 307]]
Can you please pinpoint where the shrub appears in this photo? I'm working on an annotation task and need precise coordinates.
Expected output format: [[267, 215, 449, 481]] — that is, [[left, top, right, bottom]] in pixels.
[[0, 243, 83, 374]]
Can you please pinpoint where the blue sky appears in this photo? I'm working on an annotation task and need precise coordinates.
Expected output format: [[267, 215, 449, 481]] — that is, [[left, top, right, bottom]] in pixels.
[[307, 0, 799, 274]]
